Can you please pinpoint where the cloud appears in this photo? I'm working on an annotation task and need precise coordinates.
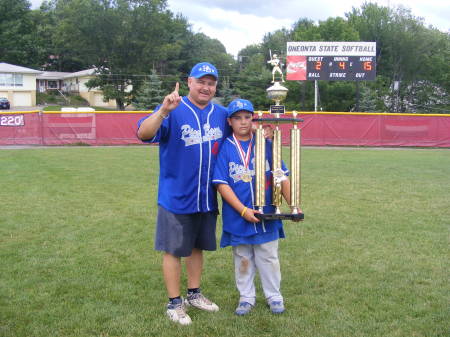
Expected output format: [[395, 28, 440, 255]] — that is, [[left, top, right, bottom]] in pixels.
[[168, 0, 449, 58], [29, 0, 450, 58], [168, 1, 296, 57]]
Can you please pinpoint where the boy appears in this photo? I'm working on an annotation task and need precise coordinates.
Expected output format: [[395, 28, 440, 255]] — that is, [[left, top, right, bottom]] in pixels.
[[212, 98, 295, 315]]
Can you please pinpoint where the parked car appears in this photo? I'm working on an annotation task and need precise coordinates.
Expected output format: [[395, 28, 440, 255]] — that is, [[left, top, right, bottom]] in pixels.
[[0, 97, 10, 109]]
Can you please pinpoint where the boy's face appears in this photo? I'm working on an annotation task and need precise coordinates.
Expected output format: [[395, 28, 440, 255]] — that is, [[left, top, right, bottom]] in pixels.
[[228, 111, 253, 140]]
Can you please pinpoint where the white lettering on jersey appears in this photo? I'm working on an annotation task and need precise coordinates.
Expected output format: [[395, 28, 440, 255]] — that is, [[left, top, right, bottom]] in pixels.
[[229, 161, 254, 183], [203, 123, 223, 142], [228, 158, 258, 183], [229, 158, 271, 183], [181, 123, 223, 146], [181, 125, 201, 146]]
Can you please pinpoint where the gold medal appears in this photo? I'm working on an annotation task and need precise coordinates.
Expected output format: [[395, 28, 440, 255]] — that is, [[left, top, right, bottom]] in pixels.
[[242, 173, 252, 182], [233, 134, 254, 184]]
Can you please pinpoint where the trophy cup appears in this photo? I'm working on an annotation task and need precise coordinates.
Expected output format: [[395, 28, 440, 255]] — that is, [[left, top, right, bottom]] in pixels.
[[254, 52, 304, 221]]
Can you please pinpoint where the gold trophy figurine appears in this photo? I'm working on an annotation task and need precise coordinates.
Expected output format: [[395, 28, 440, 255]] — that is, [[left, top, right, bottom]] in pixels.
[[253, 51, 304, 221], [267, 52, 285, 83]]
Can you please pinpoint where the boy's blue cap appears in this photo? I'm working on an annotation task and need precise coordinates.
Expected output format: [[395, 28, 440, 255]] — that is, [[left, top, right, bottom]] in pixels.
[[189, 62, 218, 80], [227, 98, 254, 117]]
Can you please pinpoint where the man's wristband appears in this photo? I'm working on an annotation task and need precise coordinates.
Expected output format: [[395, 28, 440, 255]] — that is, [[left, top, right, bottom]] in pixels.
[[240, 207, 248, 217]]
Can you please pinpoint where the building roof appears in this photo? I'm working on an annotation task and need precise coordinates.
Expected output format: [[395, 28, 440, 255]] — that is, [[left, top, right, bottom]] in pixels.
[[0, 63, 101, 79], [64, 68, 97, 78], [0, 62, 42, 74], [37, 71, 71, 80]]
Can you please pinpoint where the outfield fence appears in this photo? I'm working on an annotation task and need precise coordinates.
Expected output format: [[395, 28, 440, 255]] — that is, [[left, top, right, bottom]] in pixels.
[[1, 110, 449, 147]]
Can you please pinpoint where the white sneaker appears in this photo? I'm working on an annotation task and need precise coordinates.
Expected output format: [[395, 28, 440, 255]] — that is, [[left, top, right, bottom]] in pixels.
[[268, 300, 285, 314], [185, 293, 219, 312], [166, 298, 192, 325]]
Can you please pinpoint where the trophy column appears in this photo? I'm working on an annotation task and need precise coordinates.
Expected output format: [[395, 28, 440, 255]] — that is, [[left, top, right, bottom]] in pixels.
[[272, 120, 282, 214], [254, 111, 266, 214], [290, 111, 301, 215]]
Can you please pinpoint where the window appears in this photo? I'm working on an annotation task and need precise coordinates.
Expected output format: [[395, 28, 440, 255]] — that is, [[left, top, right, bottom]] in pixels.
[[48, 80, 58, 89], [0, 74, 8, 86], [14, 74, 23, 86], [0, 73, 24, 87]]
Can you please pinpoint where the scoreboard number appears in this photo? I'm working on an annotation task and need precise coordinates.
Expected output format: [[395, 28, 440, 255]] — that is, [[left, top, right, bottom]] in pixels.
[[363, 61, 372, 71]]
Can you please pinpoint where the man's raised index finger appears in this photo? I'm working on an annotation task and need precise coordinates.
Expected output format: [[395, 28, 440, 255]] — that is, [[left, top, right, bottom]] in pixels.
[[174, 82, 179, 93]]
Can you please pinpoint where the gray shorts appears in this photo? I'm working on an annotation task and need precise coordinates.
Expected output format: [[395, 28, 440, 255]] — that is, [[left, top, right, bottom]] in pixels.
[[154, 206, 218, 257]]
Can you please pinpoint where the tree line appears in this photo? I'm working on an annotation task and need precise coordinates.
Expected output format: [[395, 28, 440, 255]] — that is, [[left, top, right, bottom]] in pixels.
[[1, 0, 448, 112]]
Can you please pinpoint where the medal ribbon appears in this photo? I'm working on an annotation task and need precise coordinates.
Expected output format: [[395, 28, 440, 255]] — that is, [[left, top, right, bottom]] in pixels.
[[233, 133, 253, 172]]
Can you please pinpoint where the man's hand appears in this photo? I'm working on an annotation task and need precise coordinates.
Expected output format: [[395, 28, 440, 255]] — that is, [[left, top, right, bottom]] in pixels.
[[160, 82, 181, 116], [137, 82, 181, 140], [263, 125, 274, 140]]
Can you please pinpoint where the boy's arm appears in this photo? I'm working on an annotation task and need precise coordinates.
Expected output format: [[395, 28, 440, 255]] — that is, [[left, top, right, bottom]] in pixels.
[[281, 178, 291, 205], [216, 184, 260, 223]]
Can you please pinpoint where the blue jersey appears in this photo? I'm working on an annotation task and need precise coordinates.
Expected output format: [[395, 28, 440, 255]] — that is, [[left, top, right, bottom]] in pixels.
[[212, 135, 288, 238], [138, 96, 229, 214]]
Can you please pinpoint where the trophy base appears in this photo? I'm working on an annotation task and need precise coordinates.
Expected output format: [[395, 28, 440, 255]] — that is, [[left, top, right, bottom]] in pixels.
[[255, 213, 304, 221]]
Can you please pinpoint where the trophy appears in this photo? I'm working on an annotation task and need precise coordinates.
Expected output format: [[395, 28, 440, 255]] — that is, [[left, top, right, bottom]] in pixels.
[[254, 52, 304, 221]]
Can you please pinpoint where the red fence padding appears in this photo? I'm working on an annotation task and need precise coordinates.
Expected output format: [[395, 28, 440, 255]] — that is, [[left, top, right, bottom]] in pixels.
[[40, 113, 143, 145], [264, 113, 450, 147], [0, 113, 41, 145], [1, 112, 449, 147]]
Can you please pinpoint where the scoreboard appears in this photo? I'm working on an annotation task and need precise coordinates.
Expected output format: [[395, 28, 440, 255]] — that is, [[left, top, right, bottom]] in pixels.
[[306, 56, 375, 81], [287, 41, 376, 81]]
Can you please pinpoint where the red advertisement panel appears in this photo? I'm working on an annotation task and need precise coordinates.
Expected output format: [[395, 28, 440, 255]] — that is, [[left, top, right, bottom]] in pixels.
[[286, 56, 307, 81]]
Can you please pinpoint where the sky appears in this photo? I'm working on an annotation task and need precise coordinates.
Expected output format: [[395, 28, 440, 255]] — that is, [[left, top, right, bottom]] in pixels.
[[30, 0, 449, 58]]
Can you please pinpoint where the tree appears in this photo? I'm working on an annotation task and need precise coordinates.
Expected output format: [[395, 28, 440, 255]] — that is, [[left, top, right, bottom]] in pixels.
[[346, 3, 449, 113], [290, 18, 322, 41], [358, 83, 383, 112], [218, 76, 234, 107], [85, 68, 131, 110], [233, 53, 272, 110], [48, 0, 193, 109], [0, 0, 42, 67], [132, 69, 165, 111], [262, 28, 292, 57]]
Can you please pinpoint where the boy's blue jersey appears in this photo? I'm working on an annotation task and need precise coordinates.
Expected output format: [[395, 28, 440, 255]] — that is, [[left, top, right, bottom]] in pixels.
[[138, 96, 229, 214], [212, 136, 288, 237]]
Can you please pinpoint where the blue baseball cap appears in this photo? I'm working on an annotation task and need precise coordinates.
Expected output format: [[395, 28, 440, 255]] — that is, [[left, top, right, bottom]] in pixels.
[[189, 62, 218, 80], [227, 98, 254, 117]]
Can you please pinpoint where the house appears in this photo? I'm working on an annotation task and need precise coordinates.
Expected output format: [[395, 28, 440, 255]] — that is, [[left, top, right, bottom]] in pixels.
[[0, 62, 42, 107], [1, 62, 129, 108], [36, 71, 71, 93], [37, 68, 126, 108], [62, 68, 117, 108]]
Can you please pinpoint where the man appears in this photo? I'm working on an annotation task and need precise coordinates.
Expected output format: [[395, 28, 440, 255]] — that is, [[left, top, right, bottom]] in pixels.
[[137, 62, 229, 325]]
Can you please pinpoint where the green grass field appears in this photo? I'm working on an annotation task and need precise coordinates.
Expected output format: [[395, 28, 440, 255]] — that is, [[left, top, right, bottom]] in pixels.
[[1, 146, 449, 337]]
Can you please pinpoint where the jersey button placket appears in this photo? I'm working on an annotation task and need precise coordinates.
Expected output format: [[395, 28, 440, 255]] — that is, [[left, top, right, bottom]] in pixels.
[[199, 109, 208, 210]]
